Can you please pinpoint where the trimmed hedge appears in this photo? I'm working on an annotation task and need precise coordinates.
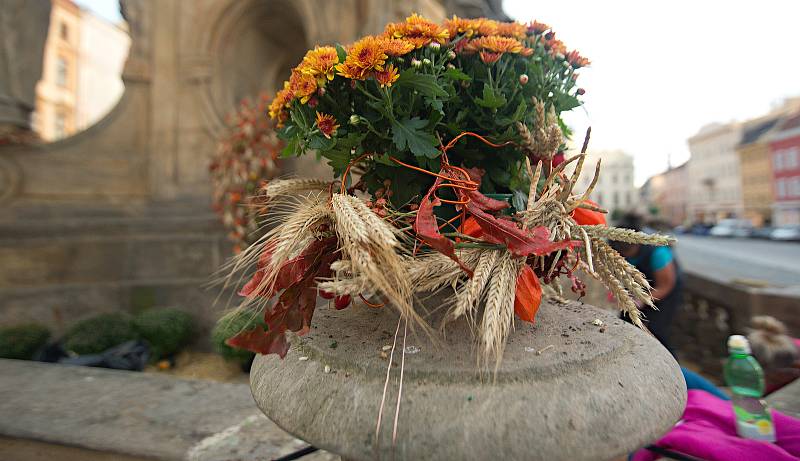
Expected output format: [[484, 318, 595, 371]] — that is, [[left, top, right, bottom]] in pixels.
[[0, 324, 51, 360], [63, 313, 139, 355], [211, 311, 261, 365], [133, 307, 194, 360]]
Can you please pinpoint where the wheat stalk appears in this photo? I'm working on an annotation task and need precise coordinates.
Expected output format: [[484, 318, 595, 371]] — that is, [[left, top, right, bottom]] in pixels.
[[449, 249, 501, 327], [581, 225, 675, 246], [262, 178, 329, 200], [479, 252, 521, 369], [331, 194, 424, 329]]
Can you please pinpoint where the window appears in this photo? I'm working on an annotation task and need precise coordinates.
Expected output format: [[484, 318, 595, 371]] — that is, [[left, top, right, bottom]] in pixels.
[[777, 179, 787, 199], [54, 112, 66, 139], [626, 191, 632, 206], [792, 177, 800, 197], [613, 191, 619, 207], [56, 57, 68, 87], [60, 23, 69, 41], [787, 148, 799, 170], [612, 174, 618, 184]]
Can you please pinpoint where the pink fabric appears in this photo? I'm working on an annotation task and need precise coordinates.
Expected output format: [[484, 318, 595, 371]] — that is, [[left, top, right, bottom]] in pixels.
[[632, 390, 800, 461]]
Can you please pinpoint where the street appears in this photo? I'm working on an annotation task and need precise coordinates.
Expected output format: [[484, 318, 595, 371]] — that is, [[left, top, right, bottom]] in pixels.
[[674, 235, 800, 288]]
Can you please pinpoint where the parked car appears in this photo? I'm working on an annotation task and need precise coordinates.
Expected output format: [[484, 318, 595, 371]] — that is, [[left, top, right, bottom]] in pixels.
[[689, 223, 713, 236], [750, 226, 775, 239], [770, 225, 800, 242], [710, 219, 753, 238]]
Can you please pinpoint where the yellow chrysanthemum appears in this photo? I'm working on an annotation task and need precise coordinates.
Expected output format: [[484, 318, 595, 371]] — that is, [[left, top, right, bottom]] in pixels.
[[288, 70, 317, 104], [381, 38, 415, 57], [384, 14, 449, 48], [300, 46, 339, 83], [495, 22, 527, 39], [375, 64, 399, 88], [335, 35, 387, 81], [315, 111, 339, 139]]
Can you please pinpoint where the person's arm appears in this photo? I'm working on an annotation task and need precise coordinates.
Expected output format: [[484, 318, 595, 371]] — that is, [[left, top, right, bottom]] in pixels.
[[649, 246, 676, 301], [652, 262, 677, 301]]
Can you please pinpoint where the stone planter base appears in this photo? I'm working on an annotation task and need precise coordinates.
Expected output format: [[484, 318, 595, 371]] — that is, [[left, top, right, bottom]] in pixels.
[[250, 297, 686, 461]]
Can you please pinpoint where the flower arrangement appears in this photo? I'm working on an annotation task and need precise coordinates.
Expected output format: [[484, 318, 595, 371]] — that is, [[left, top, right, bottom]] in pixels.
[[223, 15, 673, 366], [210, 94, 282, 252]]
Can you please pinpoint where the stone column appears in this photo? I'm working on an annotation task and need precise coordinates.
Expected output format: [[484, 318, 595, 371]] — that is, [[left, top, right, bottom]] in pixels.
[[0, 0, 50, 132], [251, 298, 687, 461]]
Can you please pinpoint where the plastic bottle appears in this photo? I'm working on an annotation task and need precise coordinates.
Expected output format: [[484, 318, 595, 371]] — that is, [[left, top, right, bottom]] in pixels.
[[723, 334, 776, 442]]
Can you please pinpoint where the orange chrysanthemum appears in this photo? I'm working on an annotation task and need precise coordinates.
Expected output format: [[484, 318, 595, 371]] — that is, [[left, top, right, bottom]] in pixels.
[[375, 64, 399, 88], [381, 38, 415, 57], [565, 50, 590, 68], [466, 36, 527, 54], [527, 20, 550, 35], [543, 35, 567, 56], [476, 19, 500, 36], [268, 84, 293, 124], [384, 14, 449, 48], [479, 51, 502, 64], [495, 22, 527, 39], [288, 70, 317, 104], [335, 35, 387, 81], [315, 111, 339, 139], [300, 46, 339, 83], [444, 16, 484, 38]]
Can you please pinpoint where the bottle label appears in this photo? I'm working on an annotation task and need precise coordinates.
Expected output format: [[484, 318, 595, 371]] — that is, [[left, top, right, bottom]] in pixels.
[[733, 405, 776, 442]]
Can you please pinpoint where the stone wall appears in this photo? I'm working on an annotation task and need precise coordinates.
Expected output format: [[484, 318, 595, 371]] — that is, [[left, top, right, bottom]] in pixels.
[[672, 271, 800, 381]]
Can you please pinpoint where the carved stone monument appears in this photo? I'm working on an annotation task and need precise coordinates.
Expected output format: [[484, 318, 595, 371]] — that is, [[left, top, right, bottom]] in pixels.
[[0, 0, 50, 133]]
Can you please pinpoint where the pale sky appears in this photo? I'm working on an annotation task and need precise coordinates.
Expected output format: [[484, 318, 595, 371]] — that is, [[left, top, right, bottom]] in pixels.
[[505, 0, 800, 185]]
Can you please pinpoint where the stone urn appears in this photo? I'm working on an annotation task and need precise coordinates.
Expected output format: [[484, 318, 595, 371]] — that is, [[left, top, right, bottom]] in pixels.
[[250, 297, 686, 461]]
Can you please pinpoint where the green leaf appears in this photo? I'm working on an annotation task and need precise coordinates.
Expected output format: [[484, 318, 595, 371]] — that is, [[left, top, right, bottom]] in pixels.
[[396, 69, 448, 98], [308, 134, 336, 151], [475, 84, 506, 109], [324, 149, 351, 176], [281, 136, 302, 158], [391, 117, 440, 158], [444, 67, 472, 81], [335, 44, 347, 63]]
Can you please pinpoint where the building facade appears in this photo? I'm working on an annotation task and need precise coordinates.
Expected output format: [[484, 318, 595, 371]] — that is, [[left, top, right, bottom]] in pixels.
[[687, 122, 743, 223], [76, 10, 130, 130], [769, 113, 800, 226], [34, 0, 81, 141], [33, 0, 129, 141], [737, 117, 782, 226], [643, 162, 688, 227], [573, 150, 637, 220]]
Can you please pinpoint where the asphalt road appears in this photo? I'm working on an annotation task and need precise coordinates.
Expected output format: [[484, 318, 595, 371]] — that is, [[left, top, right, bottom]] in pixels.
[[673, 235, 800, 288]]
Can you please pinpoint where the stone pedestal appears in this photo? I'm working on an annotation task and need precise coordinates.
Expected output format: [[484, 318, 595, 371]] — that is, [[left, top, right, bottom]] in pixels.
[[250, 298, 686, 461]]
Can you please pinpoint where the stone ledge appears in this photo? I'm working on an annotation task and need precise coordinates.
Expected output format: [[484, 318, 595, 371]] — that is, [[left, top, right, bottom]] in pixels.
[[0, 359, 336, 461]]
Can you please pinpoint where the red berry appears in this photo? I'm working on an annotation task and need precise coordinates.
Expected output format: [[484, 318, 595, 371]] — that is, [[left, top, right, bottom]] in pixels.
[[334, 295, 351, 310], [319, 290, 335, 300]]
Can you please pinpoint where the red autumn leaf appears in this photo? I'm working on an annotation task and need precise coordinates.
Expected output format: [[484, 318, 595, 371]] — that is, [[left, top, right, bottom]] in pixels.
[[230, 237, 339, 358], [467, 189, 509, 212], [514, 264, 542, 323], [226, 325, 290, 358], [465, 200, 580, 257], [414, 178, 473, 276], [571, 199, 606, 226], [238, 241, 276, 297], [462, 216, 482, 238]]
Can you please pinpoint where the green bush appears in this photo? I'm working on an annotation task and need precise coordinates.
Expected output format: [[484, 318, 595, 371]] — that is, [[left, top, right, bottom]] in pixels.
[[211, 310, 261, 365], [0, 324, 51, 360], [64, 313, 139, 355], [133, 307, 194, 360]]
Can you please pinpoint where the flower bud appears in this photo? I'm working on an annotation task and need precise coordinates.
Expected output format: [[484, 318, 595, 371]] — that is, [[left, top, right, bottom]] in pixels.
[[519, 74, 529, 85], [349, 114, 361, 125], [577, 88, 586, 95], [429, 42, 441, 51], [317, 86, 326, 96], [447, 63, 455, 69], [422, 58, 431, 66], [448, 50, 457, 60], [411, 58, 422, 68], [307, 96, 318, 108]]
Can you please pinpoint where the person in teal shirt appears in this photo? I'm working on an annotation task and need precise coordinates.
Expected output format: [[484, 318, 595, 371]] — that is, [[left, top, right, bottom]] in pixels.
[[612, 214, 683, 354]]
